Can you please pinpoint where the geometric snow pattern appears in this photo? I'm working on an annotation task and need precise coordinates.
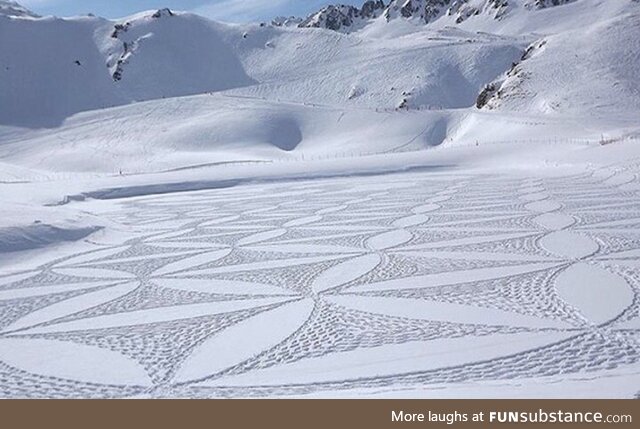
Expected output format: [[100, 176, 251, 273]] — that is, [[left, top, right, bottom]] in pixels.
[[1, 167, 639, 398]]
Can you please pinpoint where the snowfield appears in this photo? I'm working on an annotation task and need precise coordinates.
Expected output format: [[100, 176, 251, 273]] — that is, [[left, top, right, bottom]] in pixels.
[[1, 0, 640, 398], [1, 158, 640, 398]]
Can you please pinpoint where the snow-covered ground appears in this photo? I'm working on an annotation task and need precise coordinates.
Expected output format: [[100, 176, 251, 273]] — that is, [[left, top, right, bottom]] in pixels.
[[1, 0, 639, 398], [2, 154, 640, 398]]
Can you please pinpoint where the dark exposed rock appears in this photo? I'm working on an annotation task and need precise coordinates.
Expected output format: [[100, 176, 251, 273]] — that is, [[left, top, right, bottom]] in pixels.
[[521, 40, 547, 61], [111, 22, 131, 39], [361, 0, 387, 18], [476, 83, 499, 109], [528, 0, 577, 9], [271, 16, 303, 27], [299, 1, 385, 31], [296, 0, 581, 32], [152, 8, 174, 19], [299, 5, 360, 31]]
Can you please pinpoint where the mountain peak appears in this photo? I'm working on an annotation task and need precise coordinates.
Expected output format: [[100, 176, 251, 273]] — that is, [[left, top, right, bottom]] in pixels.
[[299, 0, 583, 32], [0, 0, 39, 18], [384, 0, 580, 23], [299, 1, 386, 31], [151, 8, 174, 19]]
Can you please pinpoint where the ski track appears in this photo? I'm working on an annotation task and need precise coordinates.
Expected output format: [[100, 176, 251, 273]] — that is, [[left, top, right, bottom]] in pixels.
[[0, 165, 639, 398]]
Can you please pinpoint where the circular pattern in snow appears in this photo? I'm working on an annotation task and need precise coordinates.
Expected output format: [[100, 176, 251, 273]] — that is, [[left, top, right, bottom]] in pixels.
[[174, 299, 314, 382], [519, 192, 549, 202], [539, 231, 599, 259], [0, 338, 151, 386], [533, 213, 575, 230], [393, 214, 430, 228], [2, 165, 639, 398], [312, 254, 381, 294], [555, 263, 633, 325], [525, 200, 562, 213], [237, 228, 287, 246], [366, 229, 413, 250], [4, 282, 140, 332], [411, 203, 441, 214], [604, 172, 635, 186], [153, 249, 231, 276], [284, 215, 323, 227]]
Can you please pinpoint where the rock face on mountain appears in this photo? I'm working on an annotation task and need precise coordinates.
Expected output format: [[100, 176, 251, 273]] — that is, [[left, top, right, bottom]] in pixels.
[[1, 0, 638, 130], [0, 0, 39, 17], [301, 0, 580, 30], [271, 16, 303, 27], [528, 0, 577, 8], [361, 0, 388, 16], [299, 1, 385, 31], [384, 0, 451, 23]]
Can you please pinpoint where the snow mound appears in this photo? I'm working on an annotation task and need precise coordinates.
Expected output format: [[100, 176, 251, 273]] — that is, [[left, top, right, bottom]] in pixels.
[[0, 204, 103, 253], [0, 95, 453, 174]]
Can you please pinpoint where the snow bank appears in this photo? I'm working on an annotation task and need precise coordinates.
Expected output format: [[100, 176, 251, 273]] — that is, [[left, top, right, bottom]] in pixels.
[[0, 204, 103, 253]]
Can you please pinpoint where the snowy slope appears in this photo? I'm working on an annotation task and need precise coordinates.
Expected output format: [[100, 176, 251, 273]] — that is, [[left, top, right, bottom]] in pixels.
[[478, 11, 640, 116], [0, 93, 455, 173], [0, 0, 37, 18], [0, 14, 124, 128], [102, 10, 255, 101], [1, 0, 638, 133], [1, 1, 640, 400], [0, 4, 526, 128], [1, 0, 640, 400], [226, 24, 524, 112], [0, 8, 253, 127], [0, 1, 637, 185]]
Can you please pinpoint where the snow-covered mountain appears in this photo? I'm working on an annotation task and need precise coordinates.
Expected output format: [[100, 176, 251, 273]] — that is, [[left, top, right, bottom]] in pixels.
[[382, 0, 510, 25], [0, 0, 38, 18], [298, 0, 582, 32], [271, 16, 303, 27], [299, 1, 386, 31], [2, 1, 640, 400], [0, 6, 254, 127], [477, 11, 640, 116], [0, 0, 639, 173]]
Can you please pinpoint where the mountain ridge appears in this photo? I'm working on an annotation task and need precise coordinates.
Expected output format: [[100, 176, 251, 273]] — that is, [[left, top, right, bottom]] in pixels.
[[0, 0, 638, 172], [295, 0, 582, 32], [0, 0, 38, 17]]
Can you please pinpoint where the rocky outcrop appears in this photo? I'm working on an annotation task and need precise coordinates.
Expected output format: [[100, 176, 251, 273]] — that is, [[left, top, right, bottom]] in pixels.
[[271, 16, 303, 27], [108, 9, 176, 82], [527, 0, 577, 9], [151, 8, 174, 19], [300, 0, 582, 31], [299, 1, 386, 31], [384, 0, 509, 24], [476, 39, 547, 110]]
